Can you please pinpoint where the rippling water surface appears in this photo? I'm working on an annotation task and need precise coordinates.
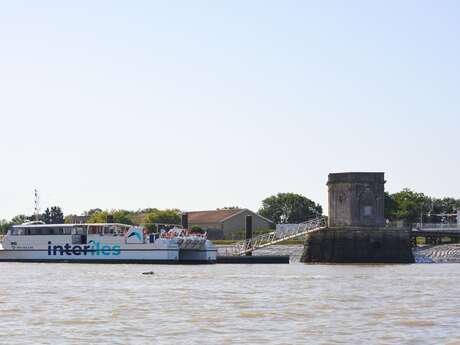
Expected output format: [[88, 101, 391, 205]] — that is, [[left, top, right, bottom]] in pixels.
[[1, 250, 460, 345]]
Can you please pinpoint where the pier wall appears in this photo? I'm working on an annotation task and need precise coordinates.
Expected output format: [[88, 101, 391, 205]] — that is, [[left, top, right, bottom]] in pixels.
[[300, 227, 414, 263]]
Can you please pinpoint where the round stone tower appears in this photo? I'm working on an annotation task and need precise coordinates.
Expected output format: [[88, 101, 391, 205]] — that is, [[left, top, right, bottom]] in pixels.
[[327, 172, 386, 228]]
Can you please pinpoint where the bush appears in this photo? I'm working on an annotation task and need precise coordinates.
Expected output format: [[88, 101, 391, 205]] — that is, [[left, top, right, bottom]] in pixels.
[[190, 226, 204, 234], [143, 209, 181, 232]]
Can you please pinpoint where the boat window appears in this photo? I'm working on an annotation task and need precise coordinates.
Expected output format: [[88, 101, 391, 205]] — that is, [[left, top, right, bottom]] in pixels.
[[28, 228, 40, 235], [73, 227, 87, 235], [41, 228, 52, 235], [88, 226, 103, 235], [51, 228, 64, 235], [104, 226, 115, 235]]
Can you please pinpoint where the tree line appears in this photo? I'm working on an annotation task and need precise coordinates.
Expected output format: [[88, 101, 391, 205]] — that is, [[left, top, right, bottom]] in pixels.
[[256, 190, 460, 225], [385, 189, 460, 224], [0, 206, 64, 234], [1, 189, 458, 234], [82, 208, 182, 232]]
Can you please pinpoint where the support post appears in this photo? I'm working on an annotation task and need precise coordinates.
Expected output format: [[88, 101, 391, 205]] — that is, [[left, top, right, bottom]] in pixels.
[[245, 215, 253, 256], [181, 213, 188, 229]]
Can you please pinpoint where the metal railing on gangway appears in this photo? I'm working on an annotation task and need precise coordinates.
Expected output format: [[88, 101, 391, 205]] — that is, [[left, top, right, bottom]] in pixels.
[[412, 223, 460, 231], [224, 216, 327, 256]]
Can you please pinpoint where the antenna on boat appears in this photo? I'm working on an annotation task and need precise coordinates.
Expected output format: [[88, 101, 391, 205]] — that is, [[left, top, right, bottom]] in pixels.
[[34, 189, 40, 221]]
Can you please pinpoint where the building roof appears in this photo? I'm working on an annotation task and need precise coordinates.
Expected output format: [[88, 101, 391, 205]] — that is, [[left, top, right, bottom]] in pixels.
[[188, 209, 244, 223], [188, 209, 273, 224]]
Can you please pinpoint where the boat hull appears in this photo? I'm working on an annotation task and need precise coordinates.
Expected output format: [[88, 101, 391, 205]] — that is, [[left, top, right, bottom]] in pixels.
[[0, 248, 217, 264]]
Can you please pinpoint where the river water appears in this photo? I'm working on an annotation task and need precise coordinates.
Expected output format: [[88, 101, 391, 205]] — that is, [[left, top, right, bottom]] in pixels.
[[1, 248, 460, 345]]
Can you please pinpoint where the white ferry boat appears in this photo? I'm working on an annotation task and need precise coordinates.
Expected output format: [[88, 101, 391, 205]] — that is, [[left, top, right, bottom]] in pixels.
[[0, 222, 217, 264]]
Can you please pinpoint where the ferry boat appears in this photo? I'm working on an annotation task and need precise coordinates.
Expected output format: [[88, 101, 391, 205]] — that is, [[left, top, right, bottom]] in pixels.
[[0, 222, 217, 264]]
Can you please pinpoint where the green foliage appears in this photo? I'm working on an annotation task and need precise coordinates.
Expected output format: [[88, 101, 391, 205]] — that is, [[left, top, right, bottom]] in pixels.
[[384, 189, 460, 224], [190, 226, 204, 234], [112, 210, 134, 225], [143, 209, 181, 232], [41, 206, 64, 224], [140, 208, 159, 214], [86, 210, 134, 225], [10, 214, 29, 225], [384, 192, 396, 220], [430, 198, 460, 216], [82, 208, 102, 217], [64, 215, 75, 224], [258, 193, 323, 224], [385, 188, 428, 223], [0, 219, 10, 234], [86, 211, 108, 223]]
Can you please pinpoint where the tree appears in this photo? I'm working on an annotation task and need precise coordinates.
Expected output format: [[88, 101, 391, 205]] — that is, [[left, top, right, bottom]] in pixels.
[[258, 193, 323, 224], [430, 197, 460, 216], [50, 206, 64, 224], [112, 210, 134, 225], [0, 219, 10, 234], [386, 189, 428, 223], [82, 208, 102, 217], [64, 215, 77, 224], [190, 226, 204, 234], [42, 208, 52, 224], [10, 214, 29, 225], [139, 208, 159, 214], [40, 207, 64, 224], [87, 211, 108, 223], [144, 209, 181, 232], [384, 192, 396, 220], [385, 189, 460, 224], [86, 210, 134, 225]]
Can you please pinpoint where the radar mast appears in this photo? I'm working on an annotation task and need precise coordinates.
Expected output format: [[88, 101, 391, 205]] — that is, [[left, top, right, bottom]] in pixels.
[[34, 189, 40, 221]]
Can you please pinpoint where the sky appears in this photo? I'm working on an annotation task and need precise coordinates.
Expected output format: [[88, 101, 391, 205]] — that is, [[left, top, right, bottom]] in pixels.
[[1, 0, 459, 219]]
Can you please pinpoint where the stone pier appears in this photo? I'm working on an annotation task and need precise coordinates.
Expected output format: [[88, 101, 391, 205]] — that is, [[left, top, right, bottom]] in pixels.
[[301, 172, 414, 263]]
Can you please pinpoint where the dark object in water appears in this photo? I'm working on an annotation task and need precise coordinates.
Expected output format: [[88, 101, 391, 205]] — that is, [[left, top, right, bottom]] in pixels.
[[216, 255, 289, 264], [142, 271, 155, 275]]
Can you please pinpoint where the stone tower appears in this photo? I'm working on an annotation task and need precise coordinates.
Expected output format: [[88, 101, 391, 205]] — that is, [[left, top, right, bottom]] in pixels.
[[327, 172, 385, 228], [301, 172, 414, 263]]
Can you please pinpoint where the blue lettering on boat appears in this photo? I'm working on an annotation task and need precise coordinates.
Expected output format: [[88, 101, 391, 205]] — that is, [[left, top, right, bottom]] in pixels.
[[47, 241, 121, 256]]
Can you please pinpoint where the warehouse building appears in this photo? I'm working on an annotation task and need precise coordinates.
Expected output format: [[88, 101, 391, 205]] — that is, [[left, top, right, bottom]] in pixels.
[[188, 209, 274, 240]]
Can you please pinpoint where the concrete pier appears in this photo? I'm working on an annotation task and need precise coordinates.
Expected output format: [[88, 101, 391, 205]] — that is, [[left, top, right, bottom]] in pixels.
[[301, 227, 414, 263], [301, 172, 415, 263]]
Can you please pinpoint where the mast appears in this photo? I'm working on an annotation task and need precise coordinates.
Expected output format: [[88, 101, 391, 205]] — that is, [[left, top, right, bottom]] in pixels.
[[34, 189, 40, 221]]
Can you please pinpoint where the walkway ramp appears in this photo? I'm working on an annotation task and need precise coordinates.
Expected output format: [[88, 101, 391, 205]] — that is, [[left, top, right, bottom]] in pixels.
[[227, 217, 327, 256]]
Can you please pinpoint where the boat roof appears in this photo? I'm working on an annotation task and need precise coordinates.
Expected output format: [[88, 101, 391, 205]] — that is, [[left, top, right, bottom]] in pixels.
[[12, 223, 134, 228]]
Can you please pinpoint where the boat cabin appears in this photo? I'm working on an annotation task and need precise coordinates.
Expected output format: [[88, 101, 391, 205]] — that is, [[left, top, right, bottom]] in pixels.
[[8, 223, 132, 237]]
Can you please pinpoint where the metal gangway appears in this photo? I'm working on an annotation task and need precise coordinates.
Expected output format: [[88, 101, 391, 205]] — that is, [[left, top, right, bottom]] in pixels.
[[226, 216, 327, 256]]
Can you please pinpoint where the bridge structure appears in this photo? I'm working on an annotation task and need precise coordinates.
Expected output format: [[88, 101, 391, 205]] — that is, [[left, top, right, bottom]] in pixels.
[[411, 224, 460, 246], [224, 217, 327, 256]]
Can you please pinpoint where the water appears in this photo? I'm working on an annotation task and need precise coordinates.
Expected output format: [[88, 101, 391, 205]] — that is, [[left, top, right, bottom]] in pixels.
[[1, 252, 460, 344]]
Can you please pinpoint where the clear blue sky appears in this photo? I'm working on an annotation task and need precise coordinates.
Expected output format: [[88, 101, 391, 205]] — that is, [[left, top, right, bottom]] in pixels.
[[1, 1, 459, 219]]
